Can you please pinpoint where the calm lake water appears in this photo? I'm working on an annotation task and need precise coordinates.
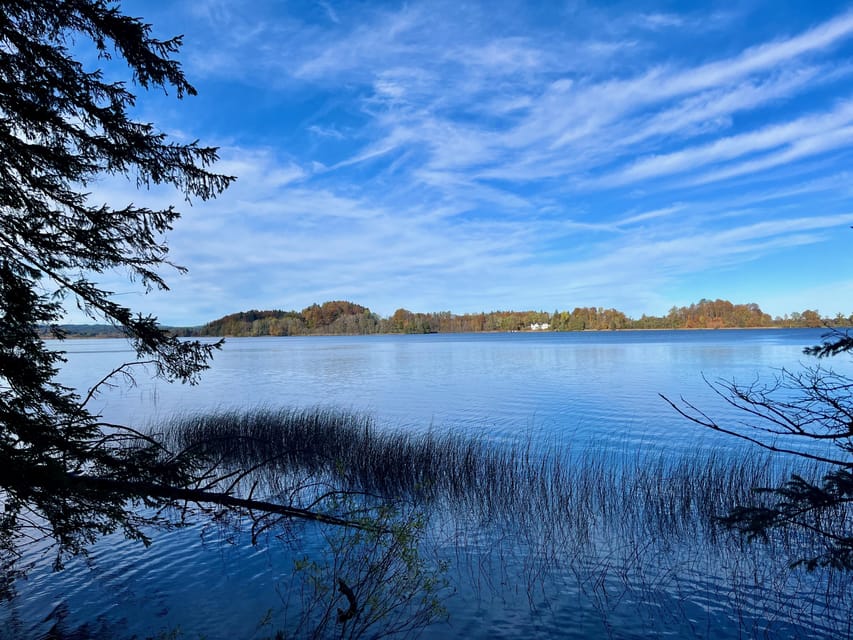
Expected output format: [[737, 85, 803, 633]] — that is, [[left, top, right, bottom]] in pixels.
[[4, 329, 853, 639]]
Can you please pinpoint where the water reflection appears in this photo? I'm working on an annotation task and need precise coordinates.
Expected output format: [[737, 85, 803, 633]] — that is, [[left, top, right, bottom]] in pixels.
[[16, 329, 853, 638]]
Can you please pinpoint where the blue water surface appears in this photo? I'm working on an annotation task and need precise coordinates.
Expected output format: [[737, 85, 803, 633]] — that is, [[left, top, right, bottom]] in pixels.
[[5, 329, 853, 639]]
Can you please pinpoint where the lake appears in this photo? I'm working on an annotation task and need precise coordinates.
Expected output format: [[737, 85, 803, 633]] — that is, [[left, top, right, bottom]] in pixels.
[[3, 329, 852, 639]]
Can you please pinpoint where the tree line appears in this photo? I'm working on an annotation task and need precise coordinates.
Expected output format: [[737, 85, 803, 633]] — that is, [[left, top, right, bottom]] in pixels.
[[166, 298, 848, 337]]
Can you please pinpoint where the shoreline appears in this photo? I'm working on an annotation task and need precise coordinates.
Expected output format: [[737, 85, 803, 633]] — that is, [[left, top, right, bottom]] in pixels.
[[42, 325, 838, 339]]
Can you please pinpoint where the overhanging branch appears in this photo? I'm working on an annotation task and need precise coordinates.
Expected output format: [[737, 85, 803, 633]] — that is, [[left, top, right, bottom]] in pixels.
[[68, 473, 384, 532]]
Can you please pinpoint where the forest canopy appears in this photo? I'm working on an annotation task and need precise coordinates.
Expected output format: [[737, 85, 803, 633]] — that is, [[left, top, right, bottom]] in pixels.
[[146, 298, 840, 338]]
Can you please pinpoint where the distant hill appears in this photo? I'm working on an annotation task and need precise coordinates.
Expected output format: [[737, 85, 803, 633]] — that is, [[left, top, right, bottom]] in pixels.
[[181, 298, 843, 337], [39, 324, 127, 338], [47, 298, 846, 339], [180, 301, 379, 337]]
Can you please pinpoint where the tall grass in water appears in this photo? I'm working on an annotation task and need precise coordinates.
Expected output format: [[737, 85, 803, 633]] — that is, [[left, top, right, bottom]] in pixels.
[[158, 407, 822, 549], [159, 408, 853, 638]]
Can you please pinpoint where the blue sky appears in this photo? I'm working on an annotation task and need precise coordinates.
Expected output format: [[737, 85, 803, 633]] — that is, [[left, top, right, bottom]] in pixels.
[[85, 0, 853, 325]]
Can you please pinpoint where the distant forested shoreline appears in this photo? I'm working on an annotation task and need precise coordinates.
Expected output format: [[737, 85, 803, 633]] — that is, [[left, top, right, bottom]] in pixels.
[[46, 299, 851, 339]]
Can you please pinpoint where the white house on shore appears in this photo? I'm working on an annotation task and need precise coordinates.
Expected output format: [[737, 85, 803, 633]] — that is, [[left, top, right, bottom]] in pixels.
[[529, 323, 550, 331]]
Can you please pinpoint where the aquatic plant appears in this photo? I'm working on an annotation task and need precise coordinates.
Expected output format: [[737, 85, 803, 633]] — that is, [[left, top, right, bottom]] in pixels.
[[159, 407, 828, 559]]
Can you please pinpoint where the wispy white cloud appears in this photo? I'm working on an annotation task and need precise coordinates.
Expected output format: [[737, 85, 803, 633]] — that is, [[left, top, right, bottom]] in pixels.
[[84, 1, 853, 323], [307, 124, 346, 139], [318, 1, 340, 25], [617, 65, 831, 148], [293, 5, 425, 80], [656, 10, 853, 94], [635, 13, 685, 30], [691, 124, 853, 186], [602, 99, 853, 186], [616, 205, 685, 227]]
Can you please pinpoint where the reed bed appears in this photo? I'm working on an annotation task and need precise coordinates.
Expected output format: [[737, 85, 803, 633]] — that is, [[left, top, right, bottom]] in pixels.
[[157, 407, 825, 550], [155, 408, 853, 638]]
